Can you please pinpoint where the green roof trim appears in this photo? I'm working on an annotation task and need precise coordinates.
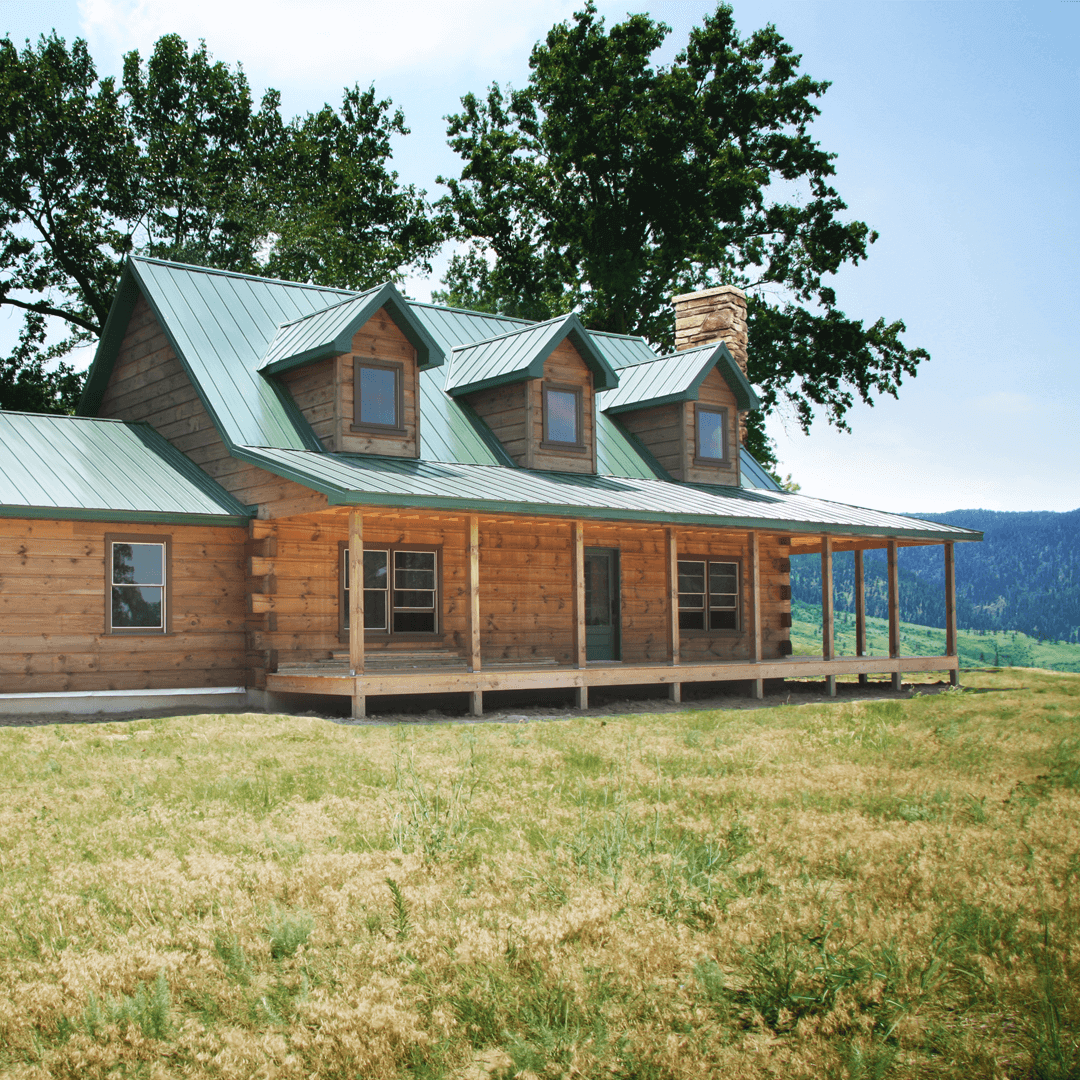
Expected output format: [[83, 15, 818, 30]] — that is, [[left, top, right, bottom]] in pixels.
[[599, 341, 759, 414], [445, 313, 620, 396], [259, 283, 445, 375], [0, 412, 251, 525], [230, 445, 982, 543]]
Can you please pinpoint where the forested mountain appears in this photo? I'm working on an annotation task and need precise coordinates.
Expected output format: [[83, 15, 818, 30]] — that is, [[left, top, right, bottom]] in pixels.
[[789, 509, 1080, 643]]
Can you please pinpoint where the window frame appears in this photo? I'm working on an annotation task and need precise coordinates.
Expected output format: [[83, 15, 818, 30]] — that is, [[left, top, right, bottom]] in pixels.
[[104, 533, 172, 635], [540, 380, 587, 452], [676, 556, 742, 634], [693, 403, 730, 466], [338, 541, 444, 641], [351, 357, 406, 435]]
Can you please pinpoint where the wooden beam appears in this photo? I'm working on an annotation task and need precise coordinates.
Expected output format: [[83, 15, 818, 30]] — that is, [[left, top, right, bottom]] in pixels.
[[748, 530, 763, 700], [945, 541, 959, 687], [466, 515, 481, 674], [572, 520, 586, 670], [887, 538, 901, 691], [348, 509, 364, 719], [821, 533, 836, 696], [666, 527, 680, 667], [854, 548, 868, 686]]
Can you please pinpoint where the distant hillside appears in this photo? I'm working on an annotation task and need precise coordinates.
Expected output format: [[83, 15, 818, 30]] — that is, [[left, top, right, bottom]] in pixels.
[[789, 508, 1080, 644]]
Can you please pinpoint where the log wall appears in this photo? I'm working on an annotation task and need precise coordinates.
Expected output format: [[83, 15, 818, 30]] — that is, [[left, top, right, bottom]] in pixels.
[[0, 518, 248, 693]]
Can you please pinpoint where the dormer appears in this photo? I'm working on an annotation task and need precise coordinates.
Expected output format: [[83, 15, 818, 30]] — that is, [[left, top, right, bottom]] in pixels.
[[260, 283, 444, 457], [600, 340, 759, 485], [444, 314, 619, 473]]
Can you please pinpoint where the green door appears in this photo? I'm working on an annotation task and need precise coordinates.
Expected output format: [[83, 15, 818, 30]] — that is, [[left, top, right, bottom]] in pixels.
[[584, 547, 620, 661]]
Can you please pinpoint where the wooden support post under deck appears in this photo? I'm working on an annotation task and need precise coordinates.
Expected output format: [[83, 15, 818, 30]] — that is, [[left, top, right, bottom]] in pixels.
[[945, 541, 959, 687], [821, 534, 836, 696], [348, 509, 365, 719], [854, 549, 868, 686], [466, 515, 483, 715], [749, 530, 763, 700], [572, 520, 588, 708], [887, 539, 902, 691], [666, 527, 681, 703]]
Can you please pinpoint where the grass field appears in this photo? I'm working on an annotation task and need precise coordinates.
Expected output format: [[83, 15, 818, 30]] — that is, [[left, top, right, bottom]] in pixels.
[[791, 598, 1080, 672], [1, 671, 1079, 1078]]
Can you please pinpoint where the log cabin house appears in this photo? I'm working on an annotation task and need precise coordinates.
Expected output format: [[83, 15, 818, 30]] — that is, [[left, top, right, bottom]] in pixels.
[[0, 258, 981, 718]]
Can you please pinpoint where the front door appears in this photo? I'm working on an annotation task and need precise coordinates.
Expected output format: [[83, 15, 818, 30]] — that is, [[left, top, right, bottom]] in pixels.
[[584, 547, 620, 661]]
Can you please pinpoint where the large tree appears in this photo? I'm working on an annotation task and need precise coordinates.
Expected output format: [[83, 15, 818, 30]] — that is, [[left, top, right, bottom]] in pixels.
[[0, 33, 442, 412], [436, 2, 927, 470]]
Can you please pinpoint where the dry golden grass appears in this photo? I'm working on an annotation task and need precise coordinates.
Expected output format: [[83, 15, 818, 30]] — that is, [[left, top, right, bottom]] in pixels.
[[1, 669, 1078, 1079]]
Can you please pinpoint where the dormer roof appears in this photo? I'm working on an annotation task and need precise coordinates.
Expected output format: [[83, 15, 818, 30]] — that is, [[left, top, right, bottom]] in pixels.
[[598, 341, 759, 415], [259, 283, 444, 375], [444, 313, 619, 397]]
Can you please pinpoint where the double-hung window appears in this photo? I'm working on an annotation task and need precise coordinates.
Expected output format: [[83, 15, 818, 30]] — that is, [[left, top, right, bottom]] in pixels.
[[353, 359, 404, 432], [106, 535, 169, 633], [341, 545, 439, 636], [677, 559, 739, 631]]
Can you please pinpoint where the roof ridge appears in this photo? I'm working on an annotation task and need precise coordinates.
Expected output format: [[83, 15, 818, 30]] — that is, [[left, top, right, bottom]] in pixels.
[[130, 255, 360, 296], [271, 287, 383, 330], [409, 299, 534, 326], [450, 313, 572, 352]]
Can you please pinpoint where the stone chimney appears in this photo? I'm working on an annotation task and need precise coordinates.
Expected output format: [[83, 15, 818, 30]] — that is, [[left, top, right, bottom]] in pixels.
[[672, 285, 748, 373]]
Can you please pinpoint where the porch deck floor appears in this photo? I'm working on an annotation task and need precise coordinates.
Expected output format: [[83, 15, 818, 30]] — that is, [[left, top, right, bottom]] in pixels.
[[265, 652, 959, 700]]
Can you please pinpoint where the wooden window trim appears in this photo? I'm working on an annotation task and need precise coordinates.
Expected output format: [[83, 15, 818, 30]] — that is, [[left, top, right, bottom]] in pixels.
[[540, 381, 587, 452], [676, 554, 743, 635], [351, 357, 407, 435], [104, 533, 172, 635], [693, 403, 730, 466], [339, 541, 445, 642]]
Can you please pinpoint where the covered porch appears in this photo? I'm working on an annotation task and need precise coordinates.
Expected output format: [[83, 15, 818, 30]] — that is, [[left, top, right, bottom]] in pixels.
[[257, 508, 962, 718]]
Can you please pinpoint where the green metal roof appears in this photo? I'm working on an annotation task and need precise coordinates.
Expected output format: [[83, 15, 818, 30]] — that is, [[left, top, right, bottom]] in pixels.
[[599, 341, 759, 413], [444, 313, 619, 395], [589, 329, 664, 370], [0, 412, 250, 525], [232, 444, 981, 542], [259, 283, 444, 375], [739, 448, 782, 491]]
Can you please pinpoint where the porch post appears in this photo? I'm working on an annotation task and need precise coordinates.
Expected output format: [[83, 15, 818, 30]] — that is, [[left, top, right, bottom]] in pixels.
[[945, 541, 959, 687], [821, 534, 836, 696], [466, 515, 483, 716], [572, 520, 588, 708], [666, 527, 681, 703], [887, 539, 902, 691], [348, 508, 365, 719], [748, 530, 763, 700], [854, 549, 868, 686]]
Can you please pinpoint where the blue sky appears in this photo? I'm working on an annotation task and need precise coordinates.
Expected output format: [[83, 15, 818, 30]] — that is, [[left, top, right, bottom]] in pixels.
[[4, 0, 1078, 514]]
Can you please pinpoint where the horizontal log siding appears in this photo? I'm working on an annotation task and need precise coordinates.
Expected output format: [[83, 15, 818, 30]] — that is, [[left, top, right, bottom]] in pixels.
[[0, 518, 248, 693], [616, 403, 683, 479], [281, 358, 336, 450], [465, 382, 528, 465], [96, 292, 328, 520]]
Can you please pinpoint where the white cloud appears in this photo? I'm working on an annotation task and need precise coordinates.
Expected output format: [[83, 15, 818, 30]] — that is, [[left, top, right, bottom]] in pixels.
[[78, 0, 571, 91]]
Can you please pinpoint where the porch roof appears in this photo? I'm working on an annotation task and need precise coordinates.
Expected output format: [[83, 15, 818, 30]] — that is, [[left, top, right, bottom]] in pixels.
[[232, 445, 980, 542], [0, 412, 251, 525]]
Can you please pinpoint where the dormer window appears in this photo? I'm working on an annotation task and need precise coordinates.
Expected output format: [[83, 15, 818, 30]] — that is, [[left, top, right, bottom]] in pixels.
[[695, 404, 728, 463], [542, 383, 584, 450], [353, 360, 404, 433]]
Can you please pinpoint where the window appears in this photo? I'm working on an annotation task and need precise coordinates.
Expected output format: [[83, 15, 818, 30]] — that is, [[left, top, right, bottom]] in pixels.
[[106, 535, 170, 633], [541, 382, 584, 449], [677, 559, 739, 631], [695, 405, 728, 463], [353, 359, 404, 431], [340, 544, 440, 636]]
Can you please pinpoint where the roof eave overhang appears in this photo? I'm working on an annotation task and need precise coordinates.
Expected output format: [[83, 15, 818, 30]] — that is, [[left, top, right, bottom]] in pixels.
[[0, 504, 251, 527]]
